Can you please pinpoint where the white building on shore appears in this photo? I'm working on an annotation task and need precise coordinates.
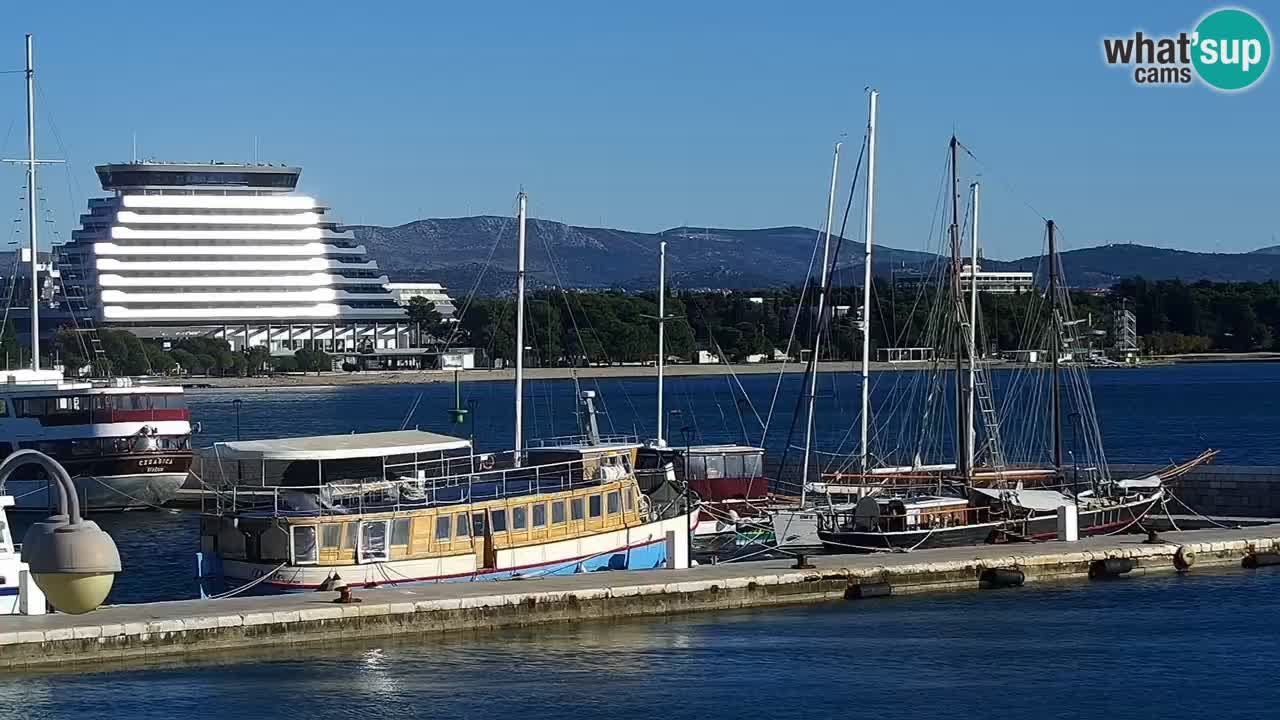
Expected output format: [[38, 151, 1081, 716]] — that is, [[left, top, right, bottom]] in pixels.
[[58, 162, 409, 354]]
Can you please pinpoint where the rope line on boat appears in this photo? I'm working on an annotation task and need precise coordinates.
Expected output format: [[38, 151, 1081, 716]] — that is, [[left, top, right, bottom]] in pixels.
[[1165, 489, 1239, 530], [205, 561, 288, 599], [85, 476, 183, 514]]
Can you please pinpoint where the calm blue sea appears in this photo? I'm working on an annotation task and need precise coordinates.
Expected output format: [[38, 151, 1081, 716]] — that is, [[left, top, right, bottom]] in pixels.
[[5, 569, 1278, 720], [11, 361, 1280, 606]]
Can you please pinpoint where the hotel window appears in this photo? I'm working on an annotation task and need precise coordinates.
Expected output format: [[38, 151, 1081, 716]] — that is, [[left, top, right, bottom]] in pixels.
[[322, 524, 341, 549], [571, 498, 585, 521], [607, 491, 620, 515], [533, 503, 547, 528], [490, 509, 508, 533], [551, 501, 565, 524], [435, 515, 451, 540], [455, 512, 469, 537], [588, 495, 602, 518], [512, 506, 528, 530], [391, 517, 411, 545]]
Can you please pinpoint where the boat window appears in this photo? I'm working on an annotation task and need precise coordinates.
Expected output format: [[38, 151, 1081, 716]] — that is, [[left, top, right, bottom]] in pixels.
[[0, 400, 7, 417], [533, 503, 547, 527], [455, 513, 469, 537], [490, 509, 507, 533], [588, 495, 602, 518], [683, 455, 706, 479], [513, 506, 528, 530], [344, 522, 358, 549], [625, 488, 635, 511], [291, 525, 318, 564], [704, 455, 725, 479], [551, 501, 565, 524], [322, 524, 341, 549], [359, 521, 389, 563], [743, 453, 763, 478], [571, 498, 585, 521], [607, 491, 620, 514], [471, 512, 487, 537], [436, 515, 452, 540], [71, 439, 100, 457], [724, 454, 744, 478], [391, 517, 411, 545]]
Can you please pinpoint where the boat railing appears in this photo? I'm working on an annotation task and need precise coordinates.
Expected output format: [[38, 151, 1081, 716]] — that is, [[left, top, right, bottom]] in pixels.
[[210, 455, 625, 519], [525, 433, 640, 448]]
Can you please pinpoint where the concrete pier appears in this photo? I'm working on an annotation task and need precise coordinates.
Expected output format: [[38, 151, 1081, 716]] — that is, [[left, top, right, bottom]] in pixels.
[[2, 525, 1278, 670]]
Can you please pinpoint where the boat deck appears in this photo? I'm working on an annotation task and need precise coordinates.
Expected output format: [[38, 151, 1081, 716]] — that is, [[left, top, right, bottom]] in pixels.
[[3, 524, 1279, 671]]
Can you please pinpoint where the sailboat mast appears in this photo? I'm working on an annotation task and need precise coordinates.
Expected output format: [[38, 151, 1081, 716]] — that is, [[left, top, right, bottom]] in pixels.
[[25, 34, 40, 372], [858, 90, 878, 473], [966, 182, 979, 471], [948, 136, 968, 477], [514, 191, 528, 466], [799, 142, 841, 504], [1048, 219, 1062, 473], [656, 238, 667, 447]]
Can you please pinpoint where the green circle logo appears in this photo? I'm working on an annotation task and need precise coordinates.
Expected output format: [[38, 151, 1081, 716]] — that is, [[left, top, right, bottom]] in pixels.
[[1192, 8, 1271, 91]]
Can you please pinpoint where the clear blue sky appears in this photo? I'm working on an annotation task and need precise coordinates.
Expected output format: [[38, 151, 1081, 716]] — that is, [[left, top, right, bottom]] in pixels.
[[2, 0, 1276, 260]]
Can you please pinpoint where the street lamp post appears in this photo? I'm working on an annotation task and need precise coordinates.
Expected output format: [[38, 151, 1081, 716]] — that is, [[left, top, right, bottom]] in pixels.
[[0, 450, 120, 614]]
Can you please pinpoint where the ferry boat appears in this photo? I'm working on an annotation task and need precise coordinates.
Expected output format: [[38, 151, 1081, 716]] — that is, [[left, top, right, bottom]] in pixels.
[[0, 369, 192, 512], [196, 429, 694, 591]]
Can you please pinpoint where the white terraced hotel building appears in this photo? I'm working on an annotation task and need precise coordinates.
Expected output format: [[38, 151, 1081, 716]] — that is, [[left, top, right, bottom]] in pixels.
[[58, 163, 410, 354]]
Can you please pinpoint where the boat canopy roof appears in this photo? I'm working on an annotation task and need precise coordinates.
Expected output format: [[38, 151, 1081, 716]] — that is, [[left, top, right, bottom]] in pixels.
[[971, 487, 1075, 511], [215, 430, 471, 462]]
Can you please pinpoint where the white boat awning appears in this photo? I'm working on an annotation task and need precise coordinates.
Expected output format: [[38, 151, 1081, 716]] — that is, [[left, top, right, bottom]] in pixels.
[[972, 487, 1076, 511], [1117, 475, 1163, 490], [213, 429, 471, 462]]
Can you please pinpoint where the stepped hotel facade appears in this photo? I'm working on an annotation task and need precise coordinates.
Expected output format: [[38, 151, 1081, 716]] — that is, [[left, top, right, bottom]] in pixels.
[[57, 162, 413, 358]]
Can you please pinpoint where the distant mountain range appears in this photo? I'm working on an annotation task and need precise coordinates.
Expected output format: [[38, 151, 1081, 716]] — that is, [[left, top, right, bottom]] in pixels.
[[344, 217, 1280, 293]]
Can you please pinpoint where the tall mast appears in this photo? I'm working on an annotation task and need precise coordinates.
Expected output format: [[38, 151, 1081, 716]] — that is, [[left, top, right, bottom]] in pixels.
[[966, 182, 980, 472], [514, 191, 528, 465], [799, 142, 841, 505], [1048, 219, 1062, 473], [656, 238, 667, 447], [949, 136, 968, 477], [858, 90, 878, 473], [25, 34, 40, 371]]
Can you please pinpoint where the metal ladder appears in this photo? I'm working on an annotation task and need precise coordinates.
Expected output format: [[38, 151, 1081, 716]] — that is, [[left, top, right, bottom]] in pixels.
[[972, 364, 1007, 477], [56, 249, 110, 375]]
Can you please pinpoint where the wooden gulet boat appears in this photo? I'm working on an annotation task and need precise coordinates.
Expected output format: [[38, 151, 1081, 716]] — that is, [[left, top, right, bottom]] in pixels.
[[816, 136, 1209, 553]]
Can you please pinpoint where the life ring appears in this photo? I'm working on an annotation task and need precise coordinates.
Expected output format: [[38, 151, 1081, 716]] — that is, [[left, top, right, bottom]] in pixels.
[[479, 454, 495, 471]]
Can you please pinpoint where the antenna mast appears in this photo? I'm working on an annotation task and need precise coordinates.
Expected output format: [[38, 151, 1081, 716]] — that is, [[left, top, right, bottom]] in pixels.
[[949, 136, 968, 477], [799, 142, 841, 504], [859, 90, 878, 473], [25, 34, 40, 371], [1048, 219, 1062, 473], [514, 191, 528, 465]]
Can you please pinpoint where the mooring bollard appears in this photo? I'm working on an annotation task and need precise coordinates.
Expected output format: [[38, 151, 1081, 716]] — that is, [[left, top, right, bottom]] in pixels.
[[1057, 504, 1079, 542]]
